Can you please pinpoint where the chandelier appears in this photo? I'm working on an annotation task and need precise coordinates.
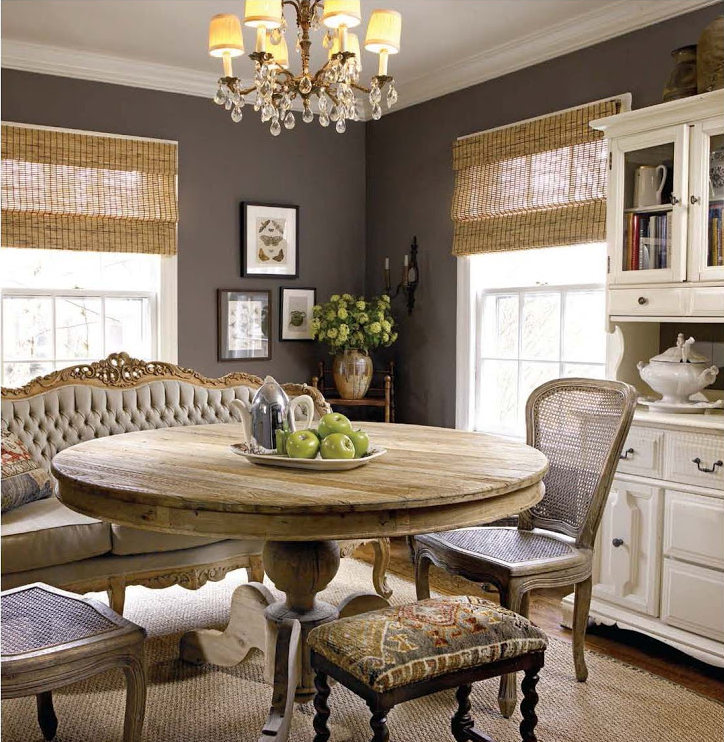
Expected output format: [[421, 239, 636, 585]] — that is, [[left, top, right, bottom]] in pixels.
[[207, 1, 401, 135]]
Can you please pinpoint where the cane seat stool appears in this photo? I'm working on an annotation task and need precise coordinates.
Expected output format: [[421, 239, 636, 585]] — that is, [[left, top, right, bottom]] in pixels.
[[1, 583, 147, 741], [308, 595, 547, 742]]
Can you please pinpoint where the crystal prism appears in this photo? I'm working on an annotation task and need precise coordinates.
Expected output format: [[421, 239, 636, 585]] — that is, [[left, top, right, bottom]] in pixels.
[[284, 112, 295, 130], [270, 119, 282, 136], [231, 107, 243, 123]]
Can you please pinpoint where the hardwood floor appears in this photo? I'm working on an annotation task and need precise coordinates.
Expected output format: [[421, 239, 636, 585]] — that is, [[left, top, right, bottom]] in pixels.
[[356, 538, 724, 703]]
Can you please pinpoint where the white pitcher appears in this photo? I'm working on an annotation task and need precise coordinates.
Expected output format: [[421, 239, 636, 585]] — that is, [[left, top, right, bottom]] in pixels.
[[230, 376, 314, 452], [634, 164, 667, 207]]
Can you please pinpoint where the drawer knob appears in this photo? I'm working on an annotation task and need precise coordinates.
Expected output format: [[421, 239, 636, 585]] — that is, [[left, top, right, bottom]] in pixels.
[[619, 448, 634, 460], [692, 457, 723, 474], [612, 538, 624, 548], [637, 296, 647, 306]]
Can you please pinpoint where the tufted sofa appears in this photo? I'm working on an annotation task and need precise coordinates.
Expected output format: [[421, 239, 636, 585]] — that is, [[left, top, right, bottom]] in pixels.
[[1, 353, 391, 614]]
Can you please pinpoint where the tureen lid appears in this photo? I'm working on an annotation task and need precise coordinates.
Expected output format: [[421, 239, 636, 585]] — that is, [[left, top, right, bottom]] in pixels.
[[650, 334, 710, 364]]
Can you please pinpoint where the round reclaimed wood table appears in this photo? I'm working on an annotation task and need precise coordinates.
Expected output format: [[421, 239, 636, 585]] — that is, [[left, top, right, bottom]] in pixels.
[[53, 422, 548, 742]]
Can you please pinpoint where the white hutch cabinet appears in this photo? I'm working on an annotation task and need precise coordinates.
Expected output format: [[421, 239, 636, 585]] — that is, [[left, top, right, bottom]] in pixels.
[[562, 91, 724, 667]]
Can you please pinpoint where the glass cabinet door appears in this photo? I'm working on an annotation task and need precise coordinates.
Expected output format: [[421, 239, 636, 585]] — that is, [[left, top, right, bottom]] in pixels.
[[689, 116, 724, 281], [608, 125, 688, 285]]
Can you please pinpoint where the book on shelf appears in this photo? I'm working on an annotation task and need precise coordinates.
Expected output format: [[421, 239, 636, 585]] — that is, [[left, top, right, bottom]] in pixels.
[[624, 211, 670, 271], [709, 203, 723, 267]]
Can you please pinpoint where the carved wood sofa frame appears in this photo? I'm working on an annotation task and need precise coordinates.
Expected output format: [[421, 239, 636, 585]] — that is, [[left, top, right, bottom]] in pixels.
[[1, 353, 391, 612]]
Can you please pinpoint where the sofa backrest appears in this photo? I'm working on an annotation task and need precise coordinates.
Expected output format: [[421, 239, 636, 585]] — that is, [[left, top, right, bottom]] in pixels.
[[1, 353, 330, 471]]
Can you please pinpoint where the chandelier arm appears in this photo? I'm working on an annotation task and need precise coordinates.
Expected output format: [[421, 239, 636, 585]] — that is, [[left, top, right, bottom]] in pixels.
[[282, 0, 302, 15]]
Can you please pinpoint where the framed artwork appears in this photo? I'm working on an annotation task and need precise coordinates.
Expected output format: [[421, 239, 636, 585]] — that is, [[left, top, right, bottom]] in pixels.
[[279, 287, 316, 341], [241, 202, 299, 278], [218, 289, 271, 361]]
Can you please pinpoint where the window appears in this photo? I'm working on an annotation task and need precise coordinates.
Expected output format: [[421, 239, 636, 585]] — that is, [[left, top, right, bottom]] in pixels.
[[0, 248, 177, 387], [463, 243, 607, 437]]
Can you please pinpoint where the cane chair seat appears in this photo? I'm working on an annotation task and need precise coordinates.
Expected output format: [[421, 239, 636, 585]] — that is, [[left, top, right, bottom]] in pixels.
[[417, 527, 591, 576]]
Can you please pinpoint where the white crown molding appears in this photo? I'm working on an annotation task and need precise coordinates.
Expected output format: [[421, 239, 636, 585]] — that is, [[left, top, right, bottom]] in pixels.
[[1, 0, 718, 121], [394, 0, 720, 114]]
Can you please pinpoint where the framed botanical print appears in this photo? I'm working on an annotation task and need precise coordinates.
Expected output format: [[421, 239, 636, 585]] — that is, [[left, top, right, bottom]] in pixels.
[[241, 202, 299, 278], [279, 287, 316, 341], [218, 289, 271, 361]]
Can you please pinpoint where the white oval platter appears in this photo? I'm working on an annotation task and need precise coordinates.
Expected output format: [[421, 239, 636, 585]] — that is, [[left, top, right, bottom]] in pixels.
[[229, 442, 387, 471]]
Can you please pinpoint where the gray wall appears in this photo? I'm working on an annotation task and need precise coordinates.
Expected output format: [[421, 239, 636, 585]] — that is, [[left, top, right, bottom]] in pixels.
[[1, 69, 366, 383], [365, 5, 724, 427]]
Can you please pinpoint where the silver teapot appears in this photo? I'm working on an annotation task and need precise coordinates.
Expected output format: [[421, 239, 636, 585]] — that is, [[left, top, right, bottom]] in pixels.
[[230, 376, 314, 452]]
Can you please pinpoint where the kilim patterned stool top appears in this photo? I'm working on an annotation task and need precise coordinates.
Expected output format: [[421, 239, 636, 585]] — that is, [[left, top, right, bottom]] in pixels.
[[308, 595, 547, 742], [1, 583, 147, 741]]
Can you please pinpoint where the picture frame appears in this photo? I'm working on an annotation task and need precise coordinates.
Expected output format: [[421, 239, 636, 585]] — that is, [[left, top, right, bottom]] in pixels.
[[279, 287, 316, 341], [241, 202, 299, 278], [218, 289, 272, 361]]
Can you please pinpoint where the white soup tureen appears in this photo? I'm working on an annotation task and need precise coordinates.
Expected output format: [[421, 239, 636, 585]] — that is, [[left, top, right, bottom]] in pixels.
[[638, 333, 719, 407]]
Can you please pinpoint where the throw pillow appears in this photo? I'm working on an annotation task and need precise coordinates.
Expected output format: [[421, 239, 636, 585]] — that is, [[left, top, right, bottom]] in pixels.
[[1, 429, 53, 513]]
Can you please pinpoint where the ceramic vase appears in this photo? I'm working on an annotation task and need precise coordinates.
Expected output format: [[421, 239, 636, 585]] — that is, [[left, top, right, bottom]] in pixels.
[[663, 45, 698, 102], [697, 15, 724, 93], [333, 349, 373, 400]]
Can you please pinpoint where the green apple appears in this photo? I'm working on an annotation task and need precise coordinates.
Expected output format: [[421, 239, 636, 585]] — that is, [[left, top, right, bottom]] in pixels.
[[317, 412, 353, 439], [286, 430, 321, 459], [347, 429, 369, 458], [320, 433, 355, 460]]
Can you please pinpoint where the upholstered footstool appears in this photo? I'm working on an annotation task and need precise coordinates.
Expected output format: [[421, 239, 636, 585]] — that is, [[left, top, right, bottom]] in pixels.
[[1, 583, 147, 741], [308, 595, 546, 742]]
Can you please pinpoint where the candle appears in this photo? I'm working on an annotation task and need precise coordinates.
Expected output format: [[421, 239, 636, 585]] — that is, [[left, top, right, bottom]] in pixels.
[[402, 254, 409, 286], [403, 255, 409, 266], [385, 257, 390, 270]]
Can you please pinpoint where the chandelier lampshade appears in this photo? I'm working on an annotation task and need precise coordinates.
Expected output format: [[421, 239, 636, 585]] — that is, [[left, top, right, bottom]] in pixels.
[[208, 14, 244, 57], [365, 9, 402, 54], [243, 0, 283, 28], [270, 34, 289, 69], [330, 32, 361, 70], [321, 0, 362, 29]]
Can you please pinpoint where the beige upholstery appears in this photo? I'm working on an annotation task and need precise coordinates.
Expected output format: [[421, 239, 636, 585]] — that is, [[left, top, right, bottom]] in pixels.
[[1, 497, 112, 574], [110, 524, 220, 556]]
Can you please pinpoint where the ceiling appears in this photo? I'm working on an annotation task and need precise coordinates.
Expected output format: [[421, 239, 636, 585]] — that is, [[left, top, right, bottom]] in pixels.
[[1, 0, 717, 114]]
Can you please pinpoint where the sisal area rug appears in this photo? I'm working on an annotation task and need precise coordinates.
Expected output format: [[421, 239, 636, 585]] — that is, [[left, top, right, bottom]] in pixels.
[[2, 560, 721, 742]]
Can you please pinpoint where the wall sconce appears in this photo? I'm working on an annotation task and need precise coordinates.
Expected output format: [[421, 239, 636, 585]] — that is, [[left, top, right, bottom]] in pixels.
[[384, 236, 419, 314]]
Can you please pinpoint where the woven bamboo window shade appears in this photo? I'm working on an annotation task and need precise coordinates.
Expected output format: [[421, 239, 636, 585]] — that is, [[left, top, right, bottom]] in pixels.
[[1, 124, 178, 256], [451, 99, 622, 256]]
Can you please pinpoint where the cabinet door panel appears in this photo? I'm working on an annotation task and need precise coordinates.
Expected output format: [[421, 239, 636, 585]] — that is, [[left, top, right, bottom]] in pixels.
[[662, 559, 724, 641], [593, 480, 662, 615], [664, 490, 724, 569]]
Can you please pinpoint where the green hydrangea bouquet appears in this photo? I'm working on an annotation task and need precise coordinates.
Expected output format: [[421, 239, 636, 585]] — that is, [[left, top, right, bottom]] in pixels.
[[312, 293, 398, 352]]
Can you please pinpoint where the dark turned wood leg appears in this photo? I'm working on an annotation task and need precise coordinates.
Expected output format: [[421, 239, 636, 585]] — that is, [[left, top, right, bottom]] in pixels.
[[36, 691, 58, 741], [368, 705, 390, 742], [451, 684, 474, 741], [414, 552, 432, 600], [313, 671, 331, 742], [519, 667, 540, 742]]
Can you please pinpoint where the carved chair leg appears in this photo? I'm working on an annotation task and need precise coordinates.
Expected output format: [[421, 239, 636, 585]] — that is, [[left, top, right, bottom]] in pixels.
[[36, 691, 58, 741], [368, 705, 391, 742], [313, 671, 331, 742], [107, 577, 126, 616], [414, 550, 432, 600], [519, 667, 540, 742], [451, 684, 475, 741], [372, 538, 393, 599], [121, 650, 147, 742], [247, 555, 265, 584], [497, 585, 527, 718], [572, 575, 592, 682]]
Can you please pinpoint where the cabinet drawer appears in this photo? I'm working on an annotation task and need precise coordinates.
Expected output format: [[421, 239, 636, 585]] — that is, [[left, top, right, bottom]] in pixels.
[[616, 427, 664, 478], [608, 288, 685, 316], [664, 490, 724, 569], [662, 559, 724, 642], [664, 431, 724, 490], [687, 287, 724, 316]]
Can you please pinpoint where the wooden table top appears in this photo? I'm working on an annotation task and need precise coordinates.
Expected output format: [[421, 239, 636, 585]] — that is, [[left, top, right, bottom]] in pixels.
[[53, 422, 548, 541]]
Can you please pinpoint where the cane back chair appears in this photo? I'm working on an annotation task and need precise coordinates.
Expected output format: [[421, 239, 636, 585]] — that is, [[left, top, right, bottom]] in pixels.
[[411, 378, 638, 717]]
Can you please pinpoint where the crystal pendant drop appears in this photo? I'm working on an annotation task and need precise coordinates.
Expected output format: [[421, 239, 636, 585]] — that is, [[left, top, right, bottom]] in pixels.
[[224, 98, 233, 111], [372, 104, 382, 120], [231, 106, 243, 123], [386, 82, 398, 108], [270, 118, 282, 136], [261, 102, 274, 122], [284, 112, 295, 130], [260, 81, 272, 97], [319, 113, 330, 127], [336, 118, 346, 134], [214, 85, 227, 105], [329, 104, 339, 122], [299, 76, 313, 95], [270, 28, 282, 44], [370, 85, 382, 105], [302, 105, 314, 124], [254, 93, 262, 111], [318, 94, 328, 113]]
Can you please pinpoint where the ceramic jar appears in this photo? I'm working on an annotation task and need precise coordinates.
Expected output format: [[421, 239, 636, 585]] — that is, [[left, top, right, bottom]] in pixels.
[[697, 15, 724, 93], [663, 45, 698, 102], [333, 349, 373, 399], [637, 334, 719, 405]]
